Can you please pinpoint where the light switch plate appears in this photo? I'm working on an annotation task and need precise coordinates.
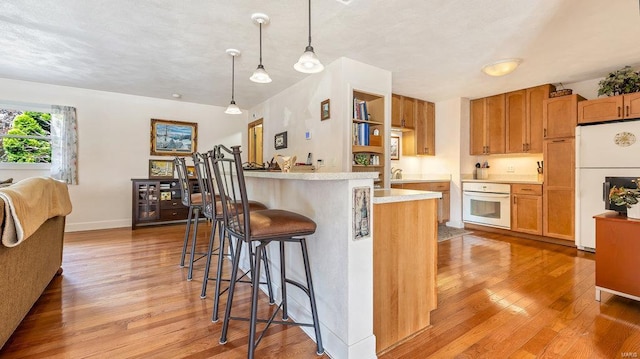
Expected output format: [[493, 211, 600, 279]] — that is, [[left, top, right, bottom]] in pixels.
[[305, 131, 312, 140]]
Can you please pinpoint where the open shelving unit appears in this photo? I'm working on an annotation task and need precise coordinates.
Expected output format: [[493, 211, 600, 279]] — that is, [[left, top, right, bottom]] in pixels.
[[351, 90, 386, 188]]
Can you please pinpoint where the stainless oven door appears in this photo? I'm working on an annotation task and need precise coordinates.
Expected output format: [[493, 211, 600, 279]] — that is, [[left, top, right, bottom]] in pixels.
[[463, 191, 511, 229]]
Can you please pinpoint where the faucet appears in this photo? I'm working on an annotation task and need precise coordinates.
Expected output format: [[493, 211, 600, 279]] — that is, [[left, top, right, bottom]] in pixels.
[[391, 167, 403, 179]]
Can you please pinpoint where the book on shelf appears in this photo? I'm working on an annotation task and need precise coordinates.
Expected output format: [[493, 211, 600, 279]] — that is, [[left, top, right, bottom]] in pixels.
[[353, 98, 369, 121], [353, 122, 370, 146]]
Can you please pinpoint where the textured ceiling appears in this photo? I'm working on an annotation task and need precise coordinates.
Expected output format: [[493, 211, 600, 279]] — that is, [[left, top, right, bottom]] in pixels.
[[1, 0, 639, 108]]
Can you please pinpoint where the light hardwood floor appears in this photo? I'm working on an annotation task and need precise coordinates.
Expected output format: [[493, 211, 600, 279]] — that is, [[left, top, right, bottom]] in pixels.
[[1, 224, 639, 358]]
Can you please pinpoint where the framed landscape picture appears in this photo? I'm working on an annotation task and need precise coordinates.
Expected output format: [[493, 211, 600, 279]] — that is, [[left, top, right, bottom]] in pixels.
[[150, 119, 198, 156], [149, 159, 175, 179]]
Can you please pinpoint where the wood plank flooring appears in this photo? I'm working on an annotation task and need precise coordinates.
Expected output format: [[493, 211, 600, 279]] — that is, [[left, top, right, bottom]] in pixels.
[[1, 225, 639, 358]]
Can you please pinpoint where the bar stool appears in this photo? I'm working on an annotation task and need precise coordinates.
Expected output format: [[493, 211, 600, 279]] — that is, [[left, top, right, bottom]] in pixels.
[[212, 145, 324, 358], [192, 151, 273, 321], [175, 156, 205, 281]]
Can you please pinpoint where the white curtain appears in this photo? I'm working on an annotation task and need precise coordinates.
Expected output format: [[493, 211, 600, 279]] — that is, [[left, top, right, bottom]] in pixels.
[[50, 105, 78, 184]]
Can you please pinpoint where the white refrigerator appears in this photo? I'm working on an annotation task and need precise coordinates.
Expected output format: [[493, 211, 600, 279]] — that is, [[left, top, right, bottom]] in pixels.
[[575, 120, 640, 251]]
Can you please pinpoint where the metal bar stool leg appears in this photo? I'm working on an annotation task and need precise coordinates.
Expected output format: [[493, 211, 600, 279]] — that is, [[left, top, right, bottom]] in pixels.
[[247, 242, 265, 359], [261, 246, 275, 304], [187, 207, 200, 281], [219, 235, 243, 343], [212, 225, 230, 323], [180, 205, 194, 267], [200, 219, 218, 298], [279, 241, 289, 320], [301, 238, 324, 355]]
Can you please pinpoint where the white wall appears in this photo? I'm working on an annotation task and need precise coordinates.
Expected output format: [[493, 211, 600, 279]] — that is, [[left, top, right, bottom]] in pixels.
[[0, 78, 246, 231], [248, 57, 392, 183]]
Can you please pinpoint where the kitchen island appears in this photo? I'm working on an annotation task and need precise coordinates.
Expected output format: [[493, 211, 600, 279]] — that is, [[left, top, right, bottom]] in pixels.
[[242, 172, 440, 359]]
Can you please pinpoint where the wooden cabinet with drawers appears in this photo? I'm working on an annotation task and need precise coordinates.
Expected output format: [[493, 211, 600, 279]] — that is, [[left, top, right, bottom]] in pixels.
[[511, 184, 542, 235], [131, 178, 197, 229], [391, 181, 450, 223]]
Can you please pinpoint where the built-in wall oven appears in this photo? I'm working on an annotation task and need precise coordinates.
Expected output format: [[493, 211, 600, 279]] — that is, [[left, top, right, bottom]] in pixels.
[[463, 182, 511, 229]]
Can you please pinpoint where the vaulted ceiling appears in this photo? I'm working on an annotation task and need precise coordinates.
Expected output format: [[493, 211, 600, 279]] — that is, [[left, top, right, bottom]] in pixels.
[[1, 0, 639, 108]]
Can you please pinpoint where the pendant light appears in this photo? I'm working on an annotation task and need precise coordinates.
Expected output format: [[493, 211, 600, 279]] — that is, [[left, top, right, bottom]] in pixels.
[[250, 13, 272, 83], [294, 0, 324, 74], [224, 49, 242, 115]]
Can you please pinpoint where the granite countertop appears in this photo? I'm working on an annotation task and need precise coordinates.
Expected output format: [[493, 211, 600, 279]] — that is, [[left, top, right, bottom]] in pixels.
[[461, 174, 542, 185], [373, 188, 442, 204], [244, 171, 378, 181], [389, 174, 451, 184]]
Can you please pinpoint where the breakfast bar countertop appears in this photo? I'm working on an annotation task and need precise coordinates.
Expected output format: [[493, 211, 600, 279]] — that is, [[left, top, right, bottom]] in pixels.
[[373, 188, 442, 204], [244, 171, 378, 181]]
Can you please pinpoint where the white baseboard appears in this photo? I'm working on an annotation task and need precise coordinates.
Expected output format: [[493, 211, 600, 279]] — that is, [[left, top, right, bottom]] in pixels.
[[65, 219, 130, 232]]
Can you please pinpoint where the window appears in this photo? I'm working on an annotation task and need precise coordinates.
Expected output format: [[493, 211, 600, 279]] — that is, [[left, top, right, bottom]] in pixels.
[[0, 108, 52, 164]]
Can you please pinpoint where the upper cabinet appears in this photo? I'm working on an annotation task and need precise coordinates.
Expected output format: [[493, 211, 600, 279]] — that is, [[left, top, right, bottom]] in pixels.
[[543, 94, 586, 139], [506, 84, 554, 154], [391, 94, 415, 129], [392, 94, 436, 156], [402, 99, 436, 156], [578, 92, 640, 124], [470, 94, 505, 155]]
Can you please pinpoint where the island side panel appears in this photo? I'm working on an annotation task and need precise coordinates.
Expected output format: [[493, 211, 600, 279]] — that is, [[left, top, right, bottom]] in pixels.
[[373, 198, 438, 354], [244, 175, 377, 359]]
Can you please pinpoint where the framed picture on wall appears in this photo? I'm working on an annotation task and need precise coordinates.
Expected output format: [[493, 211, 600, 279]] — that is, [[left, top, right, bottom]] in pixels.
[[390, 135, 400, 160], [274, 131, 288, 150], [150, 118, 198, 156], [321, 99, 330, 121], [148, 159, 175, 179]]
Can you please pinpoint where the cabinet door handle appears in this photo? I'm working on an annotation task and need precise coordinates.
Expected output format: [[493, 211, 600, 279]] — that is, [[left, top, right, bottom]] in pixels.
[[543, 128, 547, 138], [552, 139, 565, 143], [521, 188, 533, 191], [618, 106, 621, 117], [513, 196, 516, 204], [626, 105, 630, 117], [526, 143, 530, 151]]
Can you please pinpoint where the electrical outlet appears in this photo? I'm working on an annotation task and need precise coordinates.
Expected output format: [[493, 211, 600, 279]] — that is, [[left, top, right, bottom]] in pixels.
[[317, 159, 324, 167], [507, 165, 515, 173]]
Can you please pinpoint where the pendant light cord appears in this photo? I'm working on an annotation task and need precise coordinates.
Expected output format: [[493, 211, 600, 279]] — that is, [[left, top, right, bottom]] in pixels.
[[259, 23, 263, 65], [231, 55, 235, 101], [307, 0, 312, 47]]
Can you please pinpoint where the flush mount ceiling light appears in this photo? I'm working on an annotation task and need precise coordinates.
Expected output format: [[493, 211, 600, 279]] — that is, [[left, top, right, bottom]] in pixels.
[[294, 0, 324, 74], [250, 13, 272, 83], [224, 49, 242, 115], [481, 58, 522, 77]]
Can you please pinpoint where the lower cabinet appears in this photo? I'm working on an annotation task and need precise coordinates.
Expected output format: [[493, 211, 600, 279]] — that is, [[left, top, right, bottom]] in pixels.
[[391, 181, 450, 223], [595, 213, 640, 301], [511, 184, 542, 235], [131, 178, 197, 229]]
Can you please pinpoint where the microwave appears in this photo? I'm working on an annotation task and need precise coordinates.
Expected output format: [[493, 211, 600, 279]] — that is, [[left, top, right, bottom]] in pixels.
[[604, 176, 639, 213]]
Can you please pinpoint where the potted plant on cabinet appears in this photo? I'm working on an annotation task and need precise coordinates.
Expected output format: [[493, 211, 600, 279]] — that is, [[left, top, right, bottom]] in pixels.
[[609, 179, 640, 219], [598, 66, 640, 97]]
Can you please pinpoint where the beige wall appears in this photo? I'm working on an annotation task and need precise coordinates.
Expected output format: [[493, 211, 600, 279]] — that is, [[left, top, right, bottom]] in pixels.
[[0, 78, 246, 231]]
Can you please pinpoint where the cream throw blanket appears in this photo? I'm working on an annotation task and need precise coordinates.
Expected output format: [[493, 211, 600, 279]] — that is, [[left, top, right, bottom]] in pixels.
[[0, 177, 72, 247]]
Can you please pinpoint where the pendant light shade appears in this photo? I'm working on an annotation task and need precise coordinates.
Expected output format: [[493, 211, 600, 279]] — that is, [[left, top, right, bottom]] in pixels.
[[250, 13, 272, 83], [224, 49, 242, 115], [294, 0, 324, 74]]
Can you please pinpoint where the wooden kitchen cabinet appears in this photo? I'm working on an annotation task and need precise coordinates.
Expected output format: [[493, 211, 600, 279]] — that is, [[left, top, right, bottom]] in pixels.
[[402, 99, 435, 156], [543, 94, 585, 139], [543, 138, 575, 240], [470, 94, 505, 155], [594, 213, 640, 302], [391, 93, 415, 129], [506, 84, 554, 154], [511, 184, 542, 235], [578, 92, 640, 124], [391, 181, 450, 223]]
